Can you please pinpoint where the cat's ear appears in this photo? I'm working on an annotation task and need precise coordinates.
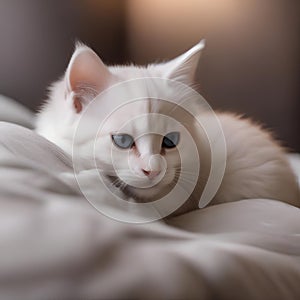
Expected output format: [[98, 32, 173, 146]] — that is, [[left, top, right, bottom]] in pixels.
[[163, 40, 205, 84], [65, 43, 113, 113]]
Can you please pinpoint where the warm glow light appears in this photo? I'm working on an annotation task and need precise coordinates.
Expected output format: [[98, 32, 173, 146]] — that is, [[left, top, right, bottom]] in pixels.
[[127, 0, 244, 62]]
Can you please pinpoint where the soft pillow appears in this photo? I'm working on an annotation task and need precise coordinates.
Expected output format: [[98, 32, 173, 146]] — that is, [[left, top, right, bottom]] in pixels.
[[0, 122, 300, 300], [0, 94, 34, 128]]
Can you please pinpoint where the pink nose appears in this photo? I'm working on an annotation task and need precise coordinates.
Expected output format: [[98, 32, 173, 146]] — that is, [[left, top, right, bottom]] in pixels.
[[142, 169, 161, 179]]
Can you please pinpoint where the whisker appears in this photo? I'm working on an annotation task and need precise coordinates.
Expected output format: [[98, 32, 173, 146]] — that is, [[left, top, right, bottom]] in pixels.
[[177, 170, 200, 175], [173, 175, 196, 185], [174, 174, 207, 185]]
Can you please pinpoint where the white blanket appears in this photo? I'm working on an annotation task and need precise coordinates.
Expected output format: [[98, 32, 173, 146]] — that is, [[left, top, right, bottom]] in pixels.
[[0, 99, 299, 299]]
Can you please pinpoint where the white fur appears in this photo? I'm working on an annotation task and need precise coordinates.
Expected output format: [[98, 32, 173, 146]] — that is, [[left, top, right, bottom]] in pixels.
[[36, 41, 300, 213]]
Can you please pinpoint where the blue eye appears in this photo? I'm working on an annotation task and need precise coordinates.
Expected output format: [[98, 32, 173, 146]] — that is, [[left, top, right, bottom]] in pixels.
[[162, 132, 180, 149], [112, 134, 135, 149]]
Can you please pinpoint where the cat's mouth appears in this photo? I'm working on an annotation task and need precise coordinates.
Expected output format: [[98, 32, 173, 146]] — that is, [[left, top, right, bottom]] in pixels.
[[105, 175, 161, 203], [105, 169, 180, 203]]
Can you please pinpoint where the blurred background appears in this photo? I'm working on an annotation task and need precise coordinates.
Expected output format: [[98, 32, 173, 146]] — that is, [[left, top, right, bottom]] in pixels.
[[0, 0, 299, 151]]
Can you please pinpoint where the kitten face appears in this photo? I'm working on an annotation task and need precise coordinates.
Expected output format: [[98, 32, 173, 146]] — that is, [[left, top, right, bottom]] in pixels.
[[93, 99, 186, 202], [36, 41, 206, 203]]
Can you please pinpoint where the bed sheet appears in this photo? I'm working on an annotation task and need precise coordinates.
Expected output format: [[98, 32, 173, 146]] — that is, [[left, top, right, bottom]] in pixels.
[[0, 122, 299, 300]]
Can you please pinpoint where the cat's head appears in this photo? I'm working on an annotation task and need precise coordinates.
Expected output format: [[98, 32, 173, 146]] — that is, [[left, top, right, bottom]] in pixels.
[[37, 41, 208, 203]]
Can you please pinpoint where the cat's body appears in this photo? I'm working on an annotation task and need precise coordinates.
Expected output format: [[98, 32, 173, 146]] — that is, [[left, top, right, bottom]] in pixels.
[[36, 41, 299, 215]]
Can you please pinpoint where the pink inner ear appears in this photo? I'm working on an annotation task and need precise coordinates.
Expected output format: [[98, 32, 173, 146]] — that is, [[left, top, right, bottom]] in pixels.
[[162, 40, 205, 84], [66, 45, 113, 113], [73, 96, 83, 113]]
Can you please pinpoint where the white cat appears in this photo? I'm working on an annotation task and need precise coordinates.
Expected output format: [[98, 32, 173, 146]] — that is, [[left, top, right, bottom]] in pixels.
[[35, 41, 299, 215]]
